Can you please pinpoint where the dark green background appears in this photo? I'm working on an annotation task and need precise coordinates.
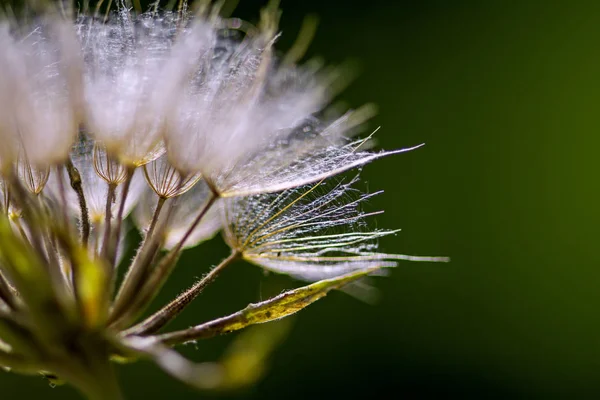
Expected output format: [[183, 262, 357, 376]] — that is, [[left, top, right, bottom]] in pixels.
[[3, 0, 600, 398]]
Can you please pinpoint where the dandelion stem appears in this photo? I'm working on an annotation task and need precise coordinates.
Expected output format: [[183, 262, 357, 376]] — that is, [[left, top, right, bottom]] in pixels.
[[146, 196, 166, 243], [0, 273, 16, 310], [173, 192, 218, 255], [11, 217, 32, 248], [4, 173, 53, 277], [111, 196, 165, 314], [101, 182, 117, 260], [108, 166, 135, 269], [65, 159, 90, 247], [132, 0, 142, 13], [91, 219, 102, 257], [55, 165, 70, 231], [109, 193, 218, 329], [2, 184, 9, 217], [126, 251, 239, 336], [36, 196, 62, 268]]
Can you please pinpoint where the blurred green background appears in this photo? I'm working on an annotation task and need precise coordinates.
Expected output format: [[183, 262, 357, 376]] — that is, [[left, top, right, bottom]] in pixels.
[[4, 0, 600, 398]]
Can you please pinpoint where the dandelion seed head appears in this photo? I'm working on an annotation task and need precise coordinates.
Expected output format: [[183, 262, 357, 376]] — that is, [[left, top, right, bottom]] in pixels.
[[0, 3, 446, 396]]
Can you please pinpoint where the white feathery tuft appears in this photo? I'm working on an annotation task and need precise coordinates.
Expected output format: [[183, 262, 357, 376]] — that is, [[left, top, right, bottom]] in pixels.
[[223, 175, 447, 282], [0, 18, 82, 166], [78, 11, 214, 166]]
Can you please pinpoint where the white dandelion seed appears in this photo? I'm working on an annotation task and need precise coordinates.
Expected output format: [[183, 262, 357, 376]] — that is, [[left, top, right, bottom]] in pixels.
[[223, 175, 448, 282], [78, 10, 214, 166], [164, 22, 416, 198], [0, 18, 82, 166]]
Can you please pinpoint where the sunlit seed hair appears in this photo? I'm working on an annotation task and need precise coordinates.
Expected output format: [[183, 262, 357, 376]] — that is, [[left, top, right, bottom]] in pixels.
[[92, 143, 129, 185], [77, 9, 212, 167], [17, 153, 50, 195], [143, 154, 202, 199], [46, 134, 145, 225], [0, 17, 82, 166], [223, 175, 448, 282]]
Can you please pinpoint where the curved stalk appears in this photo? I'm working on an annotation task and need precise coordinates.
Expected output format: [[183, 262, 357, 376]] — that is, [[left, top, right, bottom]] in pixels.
[[126, 251, 239, 336], [109, 193, 218, 329], [101, 183, 117, 261], [112, 196, 165, 304], [65, 159, 91, 247], [108, 167, 135, 269]]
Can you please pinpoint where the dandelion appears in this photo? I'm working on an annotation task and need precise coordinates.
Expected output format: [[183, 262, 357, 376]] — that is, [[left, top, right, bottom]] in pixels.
[[0, 1, 448, 399]]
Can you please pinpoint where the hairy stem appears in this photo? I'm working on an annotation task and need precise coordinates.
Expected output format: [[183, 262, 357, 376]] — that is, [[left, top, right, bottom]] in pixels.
[[101, 182, 117, 261], [55, 165, 70, 231], [145, 196, 166, 242], [126, 251, 239, 336], [109, 194, 218, 329], [65, 159, 90, 247], [108, 167, 135, 269], [0, 272, 16, 310], [112, 196, 165, 309], [172, 193, 218, 255]]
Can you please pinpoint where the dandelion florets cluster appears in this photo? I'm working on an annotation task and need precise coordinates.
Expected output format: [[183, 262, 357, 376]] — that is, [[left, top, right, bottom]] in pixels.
[[0, 1, 447, 398]]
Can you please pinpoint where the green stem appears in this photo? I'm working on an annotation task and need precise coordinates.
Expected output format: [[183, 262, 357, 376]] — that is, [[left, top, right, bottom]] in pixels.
[[112, 196, 165, 306], [101, 182, 117, 261], [109, 167, 135, 269], [109, 194, 218, 329], [55, 165, 70, 231], [65, 159, 91, 248], [127, 251, 239, 336]]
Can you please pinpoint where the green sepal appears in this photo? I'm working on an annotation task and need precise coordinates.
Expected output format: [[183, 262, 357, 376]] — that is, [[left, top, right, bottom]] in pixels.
[[155, 266, 384, 346]]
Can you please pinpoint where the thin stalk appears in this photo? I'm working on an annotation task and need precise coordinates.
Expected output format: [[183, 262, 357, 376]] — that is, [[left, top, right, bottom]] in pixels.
[[0, 180, 7, 216], [11, 217, 32, 247], [101, 182, 117, 261], [145, 196, 166, 242], [0, 272, 17, 310], [65, 159, 90, 247], [41, 223, 71, 297], [126, 251, 239, 336], [109, 193, 218, 328], [110, 249, 182, 329], [35, 196, 70, 295], [108, 167, 135, 269], [55, 165, 70, 230], [92, 219, 102, 258], [112, 196, 165, 302], [37, 197, 60, 266], [6, 177, 51, 277], [3, 186, 9, 217], [173, 193, 218, 255], [132, 0, 142, 13]]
